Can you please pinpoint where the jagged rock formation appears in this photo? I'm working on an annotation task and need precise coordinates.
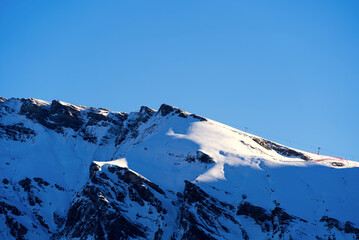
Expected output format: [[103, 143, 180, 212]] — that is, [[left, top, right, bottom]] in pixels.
[[0, 97, 358, 240]]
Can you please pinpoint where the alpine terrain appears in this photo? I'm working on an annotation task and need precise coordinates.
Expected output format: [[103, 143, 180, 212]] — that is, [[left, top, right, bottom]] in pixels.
[[0, 97, 358, 240]]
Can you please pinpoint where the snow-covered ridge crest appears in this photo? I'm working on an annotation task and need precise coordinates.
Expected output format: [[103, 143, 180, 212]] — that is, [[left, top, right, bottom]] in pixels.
[[0, 97, 358, 240]]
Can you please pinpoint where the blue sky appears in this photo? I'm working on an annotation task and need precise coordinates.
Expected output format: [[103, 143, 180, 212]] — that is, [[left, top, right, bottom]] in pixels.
[[1, 1, 358, 160]]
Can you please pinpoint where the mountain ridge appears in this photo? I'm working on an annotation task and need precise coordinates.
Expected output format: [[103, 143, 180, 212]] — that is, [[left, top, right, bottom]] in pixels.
[[0, 97, 358, 240]]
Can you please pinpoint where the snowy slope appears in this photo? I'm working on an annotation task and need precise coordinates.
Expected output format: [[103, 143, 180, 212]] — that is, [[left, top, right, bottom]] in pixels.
[[0, 97, 358, 240]]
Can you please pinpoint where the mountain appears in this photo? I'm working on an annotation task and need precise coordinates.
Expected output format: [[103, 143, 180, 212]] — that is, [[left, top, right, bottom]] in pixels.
[[0, 97, 358, 240]]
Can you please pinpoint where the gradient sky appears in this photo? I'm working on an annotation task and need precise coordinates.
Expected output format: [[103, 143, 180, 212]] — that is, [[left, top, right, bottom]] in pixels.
[[1, 1, 358, 160]]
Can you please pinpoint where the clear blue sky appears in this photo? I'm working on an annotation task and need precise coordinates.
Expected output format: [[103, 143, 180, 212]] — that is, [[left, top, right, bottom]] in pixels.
[[1, 1, 358, 160]]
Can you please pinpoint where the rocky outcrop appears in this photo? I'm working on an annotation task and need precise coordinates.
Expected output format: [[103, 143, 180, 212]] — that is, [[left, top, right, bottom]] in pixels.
[[237, 201, 298, 237], [157, 104, 207, 121], [185, 151, 215, 164], [5, 215, 28, 240], [196, 151, 215, 164], [62, 184, 147, 240], [175, 182, 318, 239], [48, 100, 83, 131], [251, 136, 310, 160], [0, 96, 8, 102], [19, 98, 56, 131], [18, 178, 43, 207], [0, 201, 23, 217], [157, 104, 177, 117], [0, 123, 36, 142], [320, 216, 359, 239], [0, 177, 69, 239], [18, 98, 85, 134], [61, 162, 168, 240], [18, 98, 128, 144], [175, 181, 241, 240]]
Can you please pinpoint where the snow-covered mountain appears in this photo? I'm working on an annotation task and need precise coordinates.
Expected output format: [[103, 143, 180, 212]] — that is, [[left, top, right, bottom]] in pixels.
[[0, 97, 358, 240]]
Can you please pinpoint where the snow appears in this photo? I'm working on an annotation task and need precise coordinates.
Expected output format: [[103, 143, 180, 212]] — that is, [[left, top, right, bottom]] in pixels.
[[29, 98, 50, 107], [94, 158, 128, 169], [57, 100, 87, 111]]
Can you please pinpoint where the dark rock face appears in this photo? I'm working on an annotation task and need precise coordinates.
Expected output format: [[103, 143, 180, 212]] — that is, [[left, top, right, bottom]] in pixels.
[[251, 136, 310, 161], [18, 178, 42, 207], [0, 201, 22, 216], [61, 163, 167, 240], [158, 104, 176, 116], [344, 221, 359, 236], [0, 96, 8, 102], [190, 114, 207, 122], [320, 216, 342, 230], [175, 182, 308, 239], [33, 177, 50, 188], [196, 151, 215, 164], [0, 201, 27, 239], [19, 99, 54, 130], [5, 215, 28, 240], [18, 98, 130, 144], [63, 184, 146, 240], [18, 178, 32, 192], [2, 177, 68, 238], [331, 162, 344, 167], [157, 104, 207, 121], [0, 123, 36, 142], [176, 181, 240, 240], [184, 151, 215, 164], [19, 98, 82, 134], [108, 166, 165, 196], [237, 201, 296, 235], [139, 106, 156, 119], [89, 162, 102, 179], [114, 107, 158, 147], [86, 111, 108, 126], [49, 100, 83, 131], [320, 216, 359, 238], [237, 202, 271, 226], [54, 184, 65, 191]]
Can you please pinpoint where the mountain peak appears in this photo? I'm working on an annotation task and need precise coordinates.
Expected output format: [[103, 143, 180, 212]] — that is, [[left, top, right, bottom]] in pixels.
[[157, 103, 180, 116], [0, 96, 8, 102]]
